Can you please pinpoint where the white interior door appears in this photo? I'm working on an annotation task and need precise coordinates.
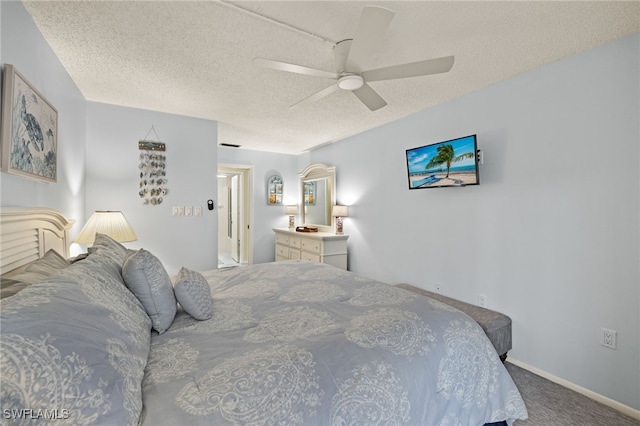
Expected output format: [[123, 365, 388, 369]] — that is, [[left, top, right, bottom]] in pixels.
[[218, 164, 254, 266], [230, 175, 240, 262], [217, 177, 230, 257]]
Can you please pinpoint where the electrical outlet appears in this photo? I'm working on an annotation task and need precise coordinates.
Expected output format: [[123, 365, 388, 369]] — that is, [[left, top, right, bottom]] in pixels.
[[434, 283, 443, 294], [478, 294, 488, 308], [601, 328, 617, 349]]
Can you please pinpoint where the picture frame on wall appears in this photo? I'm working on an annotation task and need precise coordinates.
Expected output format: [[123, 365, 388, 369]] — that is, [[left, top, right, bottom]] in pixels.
[[267, 175, 283, 205], [1, 64, 58, 183]]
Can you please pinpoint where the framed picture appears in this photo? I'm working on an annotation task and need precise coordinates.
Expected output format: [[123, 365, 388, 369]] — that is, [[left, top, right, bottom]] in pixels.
[[267, 175, 283, 205], [1, 64, 58, 183], [304, 181, 316, 205]]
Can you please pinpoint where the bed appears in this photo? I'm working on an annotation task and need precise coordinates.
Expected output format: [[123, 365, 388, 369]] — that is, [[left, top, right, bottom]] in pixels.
[[0, 207, 528, 425]]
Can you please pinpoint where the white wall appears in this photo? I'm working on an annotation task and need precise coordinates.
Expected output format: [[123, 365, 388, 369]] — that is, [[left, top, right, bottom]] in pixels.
[[310, 34, 640, 411], [0, 1, 86, 236], [218, 146, 299, 264], [85, 102, 218, 274]]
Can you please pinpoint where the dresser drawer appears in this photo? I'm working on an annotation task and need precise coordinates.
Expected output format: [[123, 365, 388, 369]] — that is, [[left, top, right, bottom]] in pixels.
[[275, 244, 289, 258], [300, 238, 321, 254], [289, 236, 301, 249], [300, 251, 320, 262], [289, 249, 301, 260], [275, 234, 290, 246]]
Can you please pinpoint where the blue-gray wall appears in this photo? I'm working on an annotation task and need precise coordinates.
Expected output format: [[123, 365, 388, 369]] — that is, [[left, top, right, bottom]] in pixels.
[[309, 33, 640, 411], [85, 102, 218, 274], [0, 2, 218, 272], [0, 1, 86, 228], [217, 146, 299, 264]]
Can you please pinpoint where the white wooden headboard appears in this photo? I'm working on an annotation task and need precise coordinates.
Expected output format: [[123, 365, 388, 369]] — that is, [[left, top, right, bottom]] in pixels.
[[0, 207, 75, 275]]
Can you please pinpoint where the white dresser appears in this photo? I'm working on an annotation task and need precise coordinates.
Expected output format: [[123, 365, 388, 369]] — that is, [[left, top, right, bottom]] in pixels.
[[273, 228, 348, 270]]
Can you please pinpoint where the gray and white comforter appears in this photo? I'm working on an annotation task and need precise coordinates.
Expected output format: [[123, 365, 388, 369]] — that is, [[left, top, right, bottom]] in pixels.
[[141, 261, 528, 425]]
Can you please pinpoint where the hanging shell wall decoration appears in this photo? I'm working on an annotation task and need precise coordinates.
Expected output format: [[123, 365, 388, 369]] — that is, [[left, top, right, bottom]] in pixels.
[[138, 137, 167, 206]]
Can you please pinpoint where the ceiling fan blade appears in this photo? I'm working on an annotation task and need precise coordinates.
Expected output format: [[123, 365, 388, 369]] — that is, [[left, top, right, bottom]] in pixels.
[[346, 6, 395, 73], [352, 83, 387, 111], [253, 58, 338, 79], [289, 84, 339, 110], [363, 55, 455, 82]]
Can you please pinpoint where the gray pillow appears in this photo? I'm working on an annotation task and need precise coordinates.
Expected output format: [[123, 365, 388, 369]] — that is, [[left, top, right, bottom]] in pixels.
[[88, 233, 129, 272], [0, 279, 30, 299], [24, 249, 70, 276], [122, 249, 176, 333], [0, 249, 70, 299], [174, 267, 213, 320]]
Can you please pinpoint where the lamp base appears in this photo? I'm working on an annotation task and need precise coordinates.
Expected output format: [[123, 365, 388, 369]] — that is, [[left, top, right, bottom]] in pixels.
[[288, 215, 295, 230], [335, 217, 344, 235]]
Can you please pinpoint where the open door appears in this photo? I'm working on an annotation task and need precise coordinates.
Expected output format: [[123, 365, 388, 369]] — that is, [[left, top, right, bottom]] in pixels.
[[230, 174, 240, 263], [217, 164, 253, 267]]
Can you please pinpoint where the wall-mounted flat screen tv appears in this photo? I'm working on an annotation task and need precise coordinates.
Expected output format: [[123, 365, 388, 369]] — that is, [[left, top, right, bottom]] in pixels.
[[406, 134, 479, 190]]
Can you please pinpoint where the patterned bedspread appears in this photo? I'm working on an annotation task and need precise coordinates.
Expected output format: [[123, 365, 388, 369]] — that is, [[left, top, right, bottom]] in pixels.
[[141, 261, 528, 425]]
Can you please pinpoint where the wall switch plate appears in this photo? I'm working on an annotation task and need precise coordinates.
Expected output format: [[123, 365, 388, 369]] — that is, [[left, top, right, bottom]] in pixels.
[[194, 206, 202, 216], [177, 206, 184, 216], [185, 206, 193, 216]]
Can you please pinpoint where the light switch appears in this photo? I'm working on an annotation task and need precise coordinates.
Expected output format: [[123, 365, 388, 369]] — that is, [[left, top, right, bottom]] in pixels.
[[185, 206, 193, 216], [194, 206, 202, 216]]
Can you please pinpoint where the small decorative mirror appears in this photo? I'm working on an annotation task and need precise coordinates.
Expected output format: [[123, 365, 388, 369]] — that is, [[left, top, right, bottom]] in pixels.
[[299, 164, 336, 232], [267, 175, 283, 205]]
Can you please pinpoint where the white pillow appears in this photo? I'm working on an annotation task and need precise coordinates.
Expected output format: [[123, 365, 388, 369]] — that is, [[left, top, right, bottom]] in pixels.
[[174, 267, 213, 320], [122, 249, 176, 333]]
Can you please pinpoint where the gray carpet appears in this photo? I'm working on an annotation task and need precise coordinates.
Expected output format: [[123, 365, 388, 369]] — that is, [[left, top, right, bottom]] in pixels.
[[505, 362, 639, 425]]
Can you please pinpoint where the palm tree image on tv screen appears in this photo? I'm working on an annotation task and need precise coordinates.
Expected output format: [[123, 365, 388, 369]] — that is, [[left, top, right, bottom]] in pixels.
[[405, 135, 479, 189]]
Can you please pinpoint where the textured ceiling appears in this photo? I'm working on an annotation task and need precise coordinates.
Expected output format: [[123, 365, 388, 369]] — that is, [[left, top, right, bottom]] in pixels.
[[22, 1, 639, 154]]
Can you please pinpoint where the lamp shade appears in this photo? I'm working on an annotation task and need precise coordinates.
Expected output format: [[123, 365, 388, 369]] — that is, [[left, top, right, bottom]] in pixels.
[[74, 211, 137, 244], [332, 205, 349, 217], [285, 205, 298, 215]]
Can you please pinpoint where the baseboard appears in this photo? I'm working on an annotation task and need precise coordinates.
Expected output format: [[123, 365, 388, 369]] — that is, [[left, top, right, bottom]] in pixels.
[[508, 358, 640, 421]]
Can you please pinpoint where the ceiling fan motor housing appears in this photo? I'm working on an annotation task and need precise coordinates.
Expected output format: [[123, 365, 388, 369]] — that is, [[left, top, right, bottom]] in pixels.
[[338, 74, 364, 91]]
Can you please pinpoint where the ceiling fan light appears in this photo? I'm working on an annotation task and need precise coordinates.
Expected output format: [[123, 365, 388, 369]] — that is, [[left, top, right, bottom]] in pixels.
[[337, 75, 364, 91]]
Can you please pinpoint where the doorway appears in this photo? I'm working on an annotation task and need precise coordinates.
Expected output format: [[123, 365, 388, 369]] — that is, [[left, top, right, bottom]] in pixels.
[[217, 164, 253, 267]]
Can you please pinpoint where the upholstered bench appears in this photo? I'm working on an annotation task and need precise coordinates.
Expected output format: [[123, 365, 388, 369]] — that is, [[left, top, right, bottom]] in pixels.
[[395, 284, 512, 362]]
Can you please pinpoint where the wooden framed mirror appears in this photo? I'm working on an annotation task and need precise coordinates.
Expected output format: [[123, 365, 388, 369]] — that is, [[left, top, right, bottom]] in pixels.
[[299, 163, 335, 232]]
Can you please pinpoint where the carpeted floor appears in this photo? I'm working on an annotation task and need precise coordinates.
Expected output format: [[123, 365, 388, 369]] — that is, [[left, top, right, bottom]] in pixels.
[[505, 362, 639, 425]]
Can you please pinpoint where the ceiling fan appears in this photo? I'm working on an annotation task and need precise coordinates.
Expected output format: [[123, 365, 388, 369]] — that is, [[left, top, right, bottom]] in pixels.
[[253, 6, 454, 111]]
